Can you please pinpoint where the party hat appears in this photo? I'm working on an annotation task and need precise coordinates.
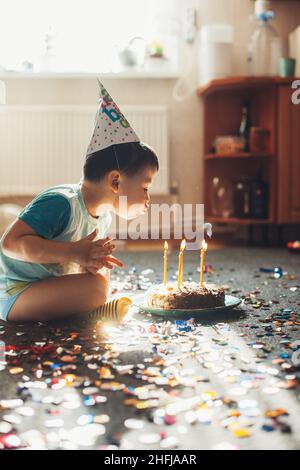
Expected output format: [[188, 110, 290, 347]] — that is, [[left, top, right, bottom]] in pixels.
[[86, 79, 140, 156]]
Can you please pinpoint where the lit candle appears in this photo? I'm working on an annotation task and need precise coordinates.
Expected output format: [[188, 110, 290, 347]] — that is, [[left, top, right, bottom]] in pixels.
[[200, 240, 208, 287], [163, 241, 168, 286], [177, 239, 186, 289]]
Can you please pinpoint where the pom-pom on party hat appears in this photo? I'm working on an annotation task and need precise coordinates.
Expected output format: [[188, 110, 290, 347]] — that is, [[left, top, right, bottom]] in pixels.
[[86, 79, 140, 156]]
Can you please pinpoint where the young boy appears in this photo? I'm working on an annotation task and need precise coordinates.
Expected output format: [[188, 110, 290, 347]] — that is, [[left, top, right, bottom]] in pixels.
[[0, 81, 158, 322]]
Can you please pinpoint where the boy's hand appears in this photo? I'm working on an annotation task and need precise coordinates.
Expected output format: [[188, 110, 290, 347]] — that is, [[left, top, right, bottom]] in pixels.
[[72, 229, 124, 275]]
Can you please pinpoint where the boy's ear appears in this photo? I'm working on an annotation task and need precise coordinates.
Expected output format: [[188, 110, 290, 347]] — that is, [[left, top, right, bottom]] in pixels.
[[108, 170, 120, 193]]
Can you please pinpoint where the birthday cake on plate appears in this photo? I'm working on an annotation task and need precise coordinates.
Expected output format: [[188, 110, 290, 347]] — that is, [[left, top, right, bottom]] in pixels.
[[147, 282, 225, 310]]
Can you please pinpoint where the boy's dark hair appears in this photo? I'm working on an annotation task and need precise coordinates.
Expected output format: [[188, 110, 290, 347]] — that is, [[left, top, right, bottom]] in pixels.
[[83, 142, 159, 182]]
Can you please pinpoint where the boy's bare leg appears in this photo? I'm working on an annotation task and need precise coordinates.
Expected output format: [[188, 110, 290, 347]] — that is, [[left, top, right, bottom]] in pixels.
[[7, 272, 109, 322]]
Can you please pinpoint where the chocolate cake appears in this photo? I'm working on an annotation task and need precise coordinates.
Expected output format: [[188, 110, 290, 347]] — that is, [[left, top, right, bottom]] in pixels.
[[147, 282, 225, 310]]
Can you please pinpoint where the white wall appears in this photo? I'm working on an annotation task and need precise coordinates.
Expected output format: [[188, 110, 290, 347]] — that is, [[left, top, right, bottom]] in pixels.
[[1, 0, 300, 205]]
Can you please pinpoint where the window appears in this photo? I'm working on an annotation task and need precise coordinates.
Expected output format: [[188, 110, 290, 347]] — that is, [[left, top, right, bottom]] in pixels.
[[0, 0, 182, 74]]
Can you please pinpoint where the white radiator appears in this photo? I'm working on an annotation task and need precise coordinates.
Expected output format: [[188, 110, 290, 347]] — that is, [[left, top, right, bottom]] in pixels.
[[0, 105, 169, 196]]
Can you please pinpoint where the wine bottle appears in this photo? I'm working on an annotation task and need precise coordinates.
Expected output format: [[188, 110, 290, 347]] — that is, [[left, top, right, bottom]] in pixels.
[[239, 102, 250, 151], [250, 169, 268, 218]]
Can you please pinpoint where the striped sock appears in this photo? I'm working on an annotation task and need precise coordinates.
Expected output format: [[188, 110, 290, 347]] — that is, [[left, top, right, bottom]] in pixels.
[[88, 297, 133, 322]]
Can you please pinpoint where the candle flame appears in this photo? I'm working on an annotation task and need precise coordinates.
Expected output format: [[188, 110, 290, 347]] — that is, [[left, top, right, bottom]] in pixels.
[[164, 241, 168, 250], [201, 240, 208, 251], [180, 239, 186, 251]]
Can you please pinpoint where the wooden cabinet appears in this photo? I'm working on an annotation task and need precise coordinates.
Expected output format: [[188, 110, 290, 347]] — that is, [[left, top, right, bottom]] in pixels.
[[277, 85, 300, 223], [197, 76, 300, 226]]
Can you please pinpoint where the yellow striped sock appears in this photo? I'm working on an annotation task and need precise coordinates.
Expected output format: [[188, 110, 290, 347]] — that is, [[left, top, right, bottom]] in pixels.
[[88, 297, 133, 322]]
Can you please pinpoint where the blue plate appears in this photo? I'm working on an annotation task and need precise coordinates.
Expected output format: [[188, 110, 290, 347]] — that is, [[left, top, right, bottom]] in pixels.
[[135, 294, 242, 319]]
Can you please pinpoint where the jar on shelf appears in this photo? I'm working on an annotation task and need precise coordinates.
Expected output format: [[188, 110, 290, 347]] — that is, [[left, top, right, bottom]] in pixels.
[[249, 127, 270, 153]]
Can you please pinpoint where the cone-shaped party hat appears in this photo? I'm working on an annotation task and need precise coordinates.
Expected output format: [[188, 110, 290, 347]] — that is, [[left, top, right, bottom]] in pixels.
[[86, 79, 140, 156]]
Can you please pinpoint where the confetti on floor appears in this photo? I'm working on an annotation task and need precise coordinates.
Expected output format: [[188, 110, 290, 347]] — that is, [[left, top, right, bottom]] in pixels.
[[0, 248, 299, 450]]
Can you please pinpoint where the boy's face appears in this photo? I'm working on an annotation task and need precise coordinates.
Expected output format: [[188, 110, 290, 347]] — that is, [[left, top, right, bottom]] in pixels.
[[113, 166, 157, 220]]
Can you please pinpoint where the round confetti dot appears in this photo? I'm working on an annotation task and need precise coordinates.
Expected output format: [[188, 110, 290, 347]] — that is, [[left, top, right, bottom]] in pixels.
[[124, 419, 144, 430]]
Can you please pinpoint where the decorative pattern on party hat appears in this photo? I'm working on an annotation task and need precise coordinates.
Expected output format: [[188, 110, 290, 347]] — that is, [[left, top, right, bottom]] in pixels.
[[86, 79, 140, 156]]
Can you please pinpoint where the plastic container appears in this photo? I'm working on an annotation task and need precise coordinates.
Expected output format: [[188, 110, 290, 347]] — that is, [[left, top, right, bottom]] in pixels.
[[254, 1, 272, 16], [0, 80, 5, 105], [198, 24, 233, 86], [248, 14, 282, 76]]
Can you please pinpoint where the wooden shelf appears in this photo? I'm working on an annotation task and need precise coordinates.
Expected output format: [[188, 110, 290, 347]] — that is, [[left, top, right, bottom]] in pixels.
[[199, 75, 300, 227], [206, 216, 273, 225], [197, 75, 300, 97], [205, 152, 272, 160]]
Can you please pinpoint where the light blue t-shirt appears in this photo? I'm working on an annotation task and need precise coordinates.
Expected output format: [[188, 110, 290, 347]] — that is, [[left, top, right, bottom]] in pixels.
[[0, 181, 112, 299]]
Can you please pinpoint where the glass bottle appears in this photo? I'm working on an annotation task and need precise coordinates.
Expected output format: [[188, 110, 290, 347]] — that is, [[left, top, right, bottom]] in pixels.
[[210, 177, 233, 218], [250, 169, 268, 218], [233, 177, 251, 218], [239, 101, 251, 151]]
